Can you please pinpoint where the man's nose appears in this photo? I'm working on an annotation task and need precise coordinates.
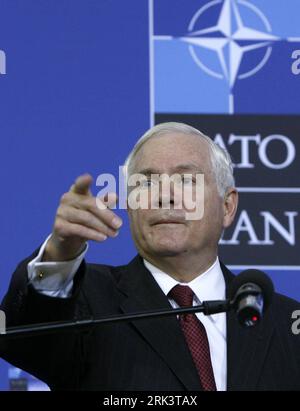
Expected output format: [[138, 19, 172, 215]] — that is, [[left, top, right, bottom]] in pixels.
[[158, 175, 177, 209]]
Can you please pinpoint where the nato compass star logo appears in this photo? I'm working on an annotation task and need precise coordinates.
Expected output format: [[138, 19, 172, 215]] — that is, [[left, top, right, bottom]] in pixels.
[[181, 0, 279, 89], [152, 0, 294, 114], [160, 0, 279, 111]]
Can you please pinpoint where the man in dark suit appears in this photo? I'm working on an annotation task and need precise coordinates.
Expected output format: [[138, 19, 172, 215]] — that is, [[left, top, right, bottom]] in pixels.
[[1, 122, 300, 391]]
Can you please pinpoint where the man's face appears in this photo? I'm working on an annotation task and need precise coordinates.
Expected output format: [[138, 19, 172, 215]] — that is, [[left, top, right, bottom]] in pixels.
[[127, 132, 231, 260]]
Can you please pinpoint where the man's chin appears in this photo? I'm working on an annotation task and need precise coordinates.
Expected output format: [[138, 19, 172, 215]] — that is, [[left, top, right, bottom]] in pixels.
[[149, 241, 188, 257]]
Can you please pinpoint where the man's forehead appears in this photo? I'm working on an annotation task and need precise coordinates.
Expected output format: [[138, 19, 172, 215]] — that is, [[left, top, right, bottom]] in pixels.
[[137, 162, 206, 175], [133, 133, 211, 172], [141, 131, 207, 149]]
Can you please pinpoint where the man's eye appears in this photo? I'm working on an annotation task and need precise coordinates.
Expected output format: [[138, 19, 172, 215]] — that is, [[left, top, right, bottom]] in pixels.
[[182, 176, 195, 184], [140, 179, 155, 188]]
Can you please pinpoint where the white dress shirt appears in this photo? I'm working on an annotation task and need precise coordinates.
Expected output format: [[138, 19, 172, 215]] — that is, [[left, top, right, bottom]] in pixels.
[[143, 259, 227, 391], [27, 235, 88, 298], [27, 236, 227, 390]]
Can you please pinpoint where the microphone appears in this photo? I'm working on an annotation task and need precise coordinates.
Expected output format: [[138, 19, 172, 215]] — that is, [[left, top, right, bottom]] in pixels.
[[229, 269, 274, 327], [0, 269, 274, 339]]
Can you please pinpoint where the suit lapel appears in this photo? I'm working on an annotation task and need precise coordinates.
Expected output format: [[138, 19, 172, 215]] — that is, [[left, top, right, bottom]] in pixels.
[[222, 264, 275, 390], [115, 255, 202, 391], [114, 256, 274, 391]]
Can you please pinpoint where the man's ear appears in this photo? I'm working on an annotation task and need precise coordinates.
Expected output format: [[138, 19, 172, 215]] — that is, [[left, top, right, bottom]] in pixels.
[[223, 188, 238, 228]]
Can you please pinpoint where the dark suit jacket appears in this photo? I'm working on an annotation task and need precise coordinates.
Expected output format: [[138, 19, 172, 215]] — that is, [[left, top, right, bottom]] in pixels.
[[1, 248, 300, 391]]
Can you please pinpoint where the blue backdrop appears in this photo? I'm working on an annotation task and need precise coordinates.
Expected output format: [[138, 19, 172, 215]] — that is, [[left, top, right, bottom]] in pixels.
[[0, 0, 299, 390]]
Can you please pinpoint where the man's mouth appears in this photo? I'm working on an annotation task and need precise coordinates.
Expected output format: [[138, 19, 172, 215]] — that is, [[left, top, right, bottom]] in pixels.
[[151, 218, 185, 226], [154, 221, 182, 225]]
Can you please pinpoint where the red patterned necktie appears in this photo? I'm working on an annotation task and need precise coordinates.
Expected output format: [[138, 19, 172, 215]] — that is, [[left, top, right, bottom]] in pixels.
[[168, 284, 217, 391]]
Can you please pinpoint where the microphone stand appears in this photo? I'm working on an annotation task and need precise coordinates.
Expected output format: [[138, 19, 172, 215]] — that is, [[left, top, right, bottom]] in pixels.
[[0, 299, 231, 340]]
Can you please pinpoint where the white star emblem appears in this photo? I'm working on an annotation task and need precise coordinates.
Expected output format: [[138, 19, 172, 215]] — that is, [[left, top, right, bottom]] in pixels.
[[180, 0, 280, 88]]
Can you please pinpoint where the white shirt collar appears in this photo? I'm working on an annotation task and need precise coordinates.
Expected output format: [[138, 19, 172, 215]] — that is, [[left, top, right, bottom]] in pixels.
[[143, 257, 226, 320]]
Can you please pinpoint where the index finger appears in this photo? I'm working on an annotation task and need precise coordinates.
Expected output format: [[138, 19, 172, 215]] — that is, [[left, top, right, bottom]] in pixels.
[[70, 174, 93, 195]]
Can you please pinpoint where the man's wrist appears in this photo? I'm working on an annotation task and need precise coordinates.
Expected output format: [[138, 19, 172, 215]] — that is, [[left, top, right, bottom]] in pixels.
[[42, 236, 86, 262]]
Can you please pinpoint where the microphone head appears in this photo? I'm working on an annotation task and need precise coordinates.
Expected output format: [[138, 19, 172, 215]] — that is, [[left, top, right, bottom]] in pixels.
[[229, 270, 274, 327], [230, 269, 274, 310]]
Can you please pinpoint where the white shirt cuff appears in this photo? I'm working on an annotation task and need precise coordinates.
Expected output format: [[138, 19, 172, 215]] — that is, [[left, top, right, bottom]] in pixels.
[[27, 234, 88, 298]]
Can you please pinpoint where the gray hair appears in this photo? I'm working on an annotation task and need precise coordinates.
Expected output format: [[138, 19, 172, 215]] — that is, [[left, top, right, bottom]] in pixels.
[[123, 122, 235, 197]]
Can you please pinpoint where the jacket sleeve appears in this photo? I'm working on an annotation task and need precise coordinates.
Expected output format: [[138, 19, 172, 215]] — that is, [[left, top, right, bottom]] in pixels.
[[0, 246, 91, 390]]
